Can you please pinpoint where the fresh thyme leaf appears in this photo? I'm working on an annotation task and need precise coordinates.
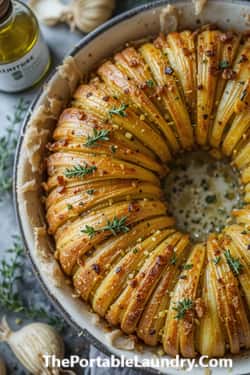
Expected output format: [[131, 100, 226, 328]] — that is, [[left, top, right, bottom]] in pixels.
[[81, 216, 129, 238], [205, 194, 217, 204], [86, 189, 95, 195], [224, 249, 243, 275], [212, 256, 221, 265], [219, 60, 230, 69], [0, 236, 63, 330], [170, 253, 177, 265], [109, 103, 128, 117], [64, 164, 97, 178], [0, 98, 30, 199], [101, 216, 129, 236], [183, 263, 193, 270], [84, 129, 110, 147], [81, 225, 96, 238], [173, 298, 193, 320], [110, 145, 117, 153], [146, 79, 154, 88]]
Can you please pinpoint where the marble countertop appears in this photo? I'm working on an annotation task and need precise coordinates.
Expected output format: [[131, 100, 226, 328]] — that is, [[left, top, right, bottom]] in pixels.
[[0, 1, 152, 373]]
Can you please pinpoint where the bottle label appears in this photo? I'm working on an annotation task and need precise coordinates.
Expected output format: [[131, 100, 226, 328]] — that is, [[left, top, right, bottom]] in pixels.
[[0, 33, 50, 92]]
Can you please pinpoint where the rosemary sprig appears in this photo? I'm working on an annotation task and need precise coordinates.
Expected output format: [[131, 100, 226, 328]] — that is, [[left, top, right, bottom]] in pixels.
[[81, 225, 97, 239], [84, 129, 110, 147], [81, 216, 129, 238], [109, 103, 128, 117], [101, 216, 129, 236], [64, 164, 97, 178], [0, 236, 63, 330], [173, 298, 193, 320], [0, 98, 30, 199], [224, 249, 243, 275]]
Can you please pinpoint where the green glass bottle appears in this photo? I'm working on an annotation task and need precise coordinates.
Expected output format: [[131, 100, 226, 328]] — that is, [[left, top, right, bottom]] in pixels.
[[0, 0, 51, 92]]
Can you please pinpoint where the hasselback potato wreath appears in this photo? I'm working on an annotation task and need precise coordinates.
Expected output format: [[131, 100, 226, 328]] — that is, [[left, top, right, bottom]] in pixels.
[[44, 26, 250, 358]]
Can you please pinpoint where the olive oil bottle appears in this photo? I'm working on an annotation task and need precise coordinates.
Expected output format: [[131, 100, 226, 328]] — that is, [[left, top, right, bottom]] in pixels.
[[0, 0, 50, 92]]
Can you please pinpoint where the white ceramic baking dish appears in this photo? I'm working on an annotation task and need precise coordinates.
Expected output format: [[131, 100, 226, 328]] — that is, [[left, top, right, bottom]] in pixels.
[[14, 1, 250, 373]]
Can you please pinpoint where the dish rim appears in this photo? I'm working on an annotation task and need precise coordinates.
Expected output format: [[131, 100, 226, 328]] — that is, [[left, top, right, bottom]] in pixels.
[[13, 0, 250, 372]]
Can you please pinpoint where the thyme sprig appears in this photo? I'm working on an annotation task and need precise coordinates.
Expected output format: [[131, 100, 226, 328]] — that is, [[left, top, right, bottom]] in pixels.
[[81, 216, 129, 238], [64, 163, 97, 178], [109, 103, 128, 117], [224, 249, 243, 275], [84, 129, 110, 147], [0, 236, 63, 330], [0, 98, 30, 199], [101, 216, 129, 236], [173, 298, 193, 320]]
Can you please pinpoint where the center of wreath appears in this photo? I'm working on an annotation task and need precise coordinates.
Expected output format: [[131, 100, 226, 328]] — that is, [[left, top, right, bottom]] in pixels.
[[163, 151, 242, 242]]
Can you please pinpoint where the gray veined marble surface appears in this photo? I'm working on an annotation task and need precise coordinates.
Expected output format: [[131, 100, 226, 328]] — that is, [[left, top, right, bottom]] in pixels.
[[0, 0, 155, 374]]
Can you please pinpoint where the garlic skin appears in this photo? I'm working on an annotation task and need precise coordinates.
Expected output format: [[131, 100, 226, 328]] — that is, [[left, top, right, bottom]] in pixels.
[[0, 317, 65, 375], [0, 357, 6, 375], [29, 0, 115, 33], [29, 0, 72, 27]]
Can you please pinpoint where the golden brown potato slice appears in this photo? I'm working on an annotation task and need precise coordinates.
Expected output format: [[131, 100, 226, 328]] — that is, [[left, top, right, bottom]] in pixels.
[[73, 216, 175, 301], [98, 61, 176, 156], [196, 29, 222, 145], [73, 82, 170, 162], [56, 199, 168, 275], [223, 225, 250, 308], [46, 151, 160, 192], [162, 243, 205, 357], [139, 41, 194, 149], [105, 232, 182, 327], [163, 31, 197, 121], [92, 228, 176, 317], [196, 263, 225, 357], [46, 180, 163, 233], [232, 205, 250, 225], [207, 235, 250, 354], [137, 234, 190, 346], [210, 36, 250, 148]]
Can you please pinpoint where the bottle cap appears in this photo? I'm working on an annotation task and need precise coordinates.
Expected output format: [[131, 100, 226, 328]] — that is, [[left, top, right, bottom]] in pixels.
[[0, 0, 10, 20]]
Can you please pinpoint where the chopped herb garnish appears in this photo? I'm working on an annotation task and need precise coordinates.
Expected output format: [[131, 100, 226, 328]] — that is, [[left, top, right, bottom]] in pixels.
[[109, 103, 128, 117], [84, 129, 110, 147], [86, 189, 95, 195], [240, 89, 247, 101], [173, 298, 193, 320], [205, 194, 217, 204], [183, 263, 193, 270], [224, 249, 243, 275], [212, 256, 221, 265], [64, 164, 97, 178], [67, 204, 73, 210], [81, 225, 97, 239], [81, 216, 129, 238], [101, 216, 129, 236], [219, 60, 230, 69], [133, 248, 138, 254], [170, 253, 177, 265], [110, 145, 117, 153], [146, 79, 154, 88]]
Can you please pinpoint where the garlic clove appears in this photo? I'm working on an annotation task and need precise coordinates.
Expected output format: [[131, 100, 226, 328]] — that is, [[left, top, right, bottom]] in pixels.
[[29, 0, 71, 27], [72, 0, 115, 33], [0, 357, 6, 375], [0, 317, 66, 375]]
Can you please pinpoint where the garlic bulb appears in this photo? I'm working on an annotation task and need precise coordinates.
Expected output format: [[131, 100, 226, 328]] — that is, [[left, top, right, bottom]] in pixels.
[[29, 0, 115, 33], [0, 357, 6, 375], [0, 317, 72, 375]]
